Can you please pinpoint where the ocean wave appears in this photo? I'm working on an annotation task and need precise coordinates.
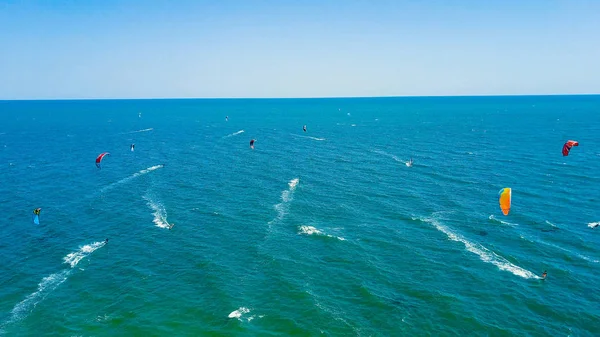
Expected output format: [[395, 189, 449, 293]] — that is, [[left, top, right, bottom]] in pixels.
[[420, 216, 539, 279], [223, 130, 244, 138], [100, 165, 163, 193], [298, 225, 345, 241], [488, 215, 518, 226], [143, 194, 172, 229]]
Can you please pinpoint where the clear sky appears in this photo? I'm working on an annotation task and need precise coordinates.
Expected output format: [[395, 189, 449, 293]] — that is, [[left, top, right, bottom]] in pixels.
[[1, 0, 599, 99]]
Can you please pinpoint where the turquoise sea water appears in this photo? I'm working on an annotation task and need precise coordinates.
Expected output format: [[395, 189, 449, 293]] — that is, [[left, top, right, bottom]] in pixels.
[[1, 96, 599, 336]]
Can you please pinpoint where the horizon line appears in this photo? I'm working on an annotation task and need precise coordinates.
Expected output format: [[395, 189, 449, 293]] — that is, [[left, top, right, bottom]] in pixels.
[[1, 93, 599, 102]]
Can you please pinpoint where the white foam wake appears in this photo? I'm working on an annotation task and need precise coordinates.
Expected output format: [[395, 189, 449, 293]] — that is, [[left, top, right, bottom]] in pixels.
[[534, 238, 599, 263], [223, 130, 244, 138], [373, 150, 403, 163], [489, 215, 518, 226], [228, 307, 250, 319], [6, 271, 70, 328], [588, 222, 600, 229], [3, 241, 106, 329], [291, 134, 325, 141], [121, 128, 153, 134], [100, 165, 163, 193], [422, 217, 539, 279], [63, 241, 106, 268], [298, 225, 345, 241], [143, 195, 172, 229], [269, 178, 299, 225]]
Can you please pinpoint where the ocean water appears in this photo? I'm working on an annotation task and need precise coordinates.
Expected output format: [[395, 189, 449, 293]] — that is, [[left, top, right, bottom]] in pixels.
[[0, 96, 599, 336]]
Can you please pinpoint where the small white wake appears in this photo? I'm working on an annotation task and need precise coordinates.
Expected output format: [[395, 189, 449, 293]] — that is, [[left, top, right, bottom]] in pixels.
[[121, 128, 153, 135], [143, 195, 172, 229], [228, 307, 250, 320], [588, 222, 600, 229], [3, 241, 106, 329], [373, 150, 403, 163], [534, 238, 599, 263], [269, 178, 299, 225], [223, 130, 244, 138], [418, 216, 539, 279], [100, 165, 163, 193], [489, 215, 518, 226], [291, 134, 326, 141], [298, 225, 345, 241]]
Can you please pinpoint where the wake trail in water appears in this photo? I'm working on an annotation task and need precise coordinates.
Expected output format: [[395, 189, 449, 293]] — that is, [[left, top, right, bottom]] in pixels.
[[488, 215, 518, 226], [223, 130, 244, 138], [372, 149, 403, 163], [63, 241, 106, 268], [416, 216, 539, 279], [290, 133, 326, 141], [2, 241, 106, 331], [143, 194, 172, 229], [120, 128, 153, 135], [100, 165, 163, 193], [227, 307, 263, 322], [522, 235, 599, 263], [268, 178, 299, 225], [298, 225, 345, 241]]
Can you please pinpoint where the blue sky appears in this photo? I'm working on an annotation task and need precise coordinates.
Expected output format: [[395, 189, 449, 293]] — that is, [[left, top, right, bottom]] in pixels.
[[1, 0, 599, 99]]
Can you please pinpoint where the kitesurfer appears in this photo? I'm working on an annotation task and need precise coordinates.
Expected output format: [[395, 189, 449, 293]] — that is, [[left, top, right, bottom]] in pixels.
[[104, 238, 109, 244], [226, 116, 229, 121], [130, 144, 135, 151], [541, 271, 547, 279], [32, 208, 41, 224], [303, 125, 307, 132], [169, 223, 175, 230]]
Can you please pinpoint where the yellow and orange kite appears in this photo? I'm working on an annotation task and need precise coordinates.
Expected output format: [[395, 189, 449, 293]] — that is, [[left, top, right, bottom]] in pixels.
[[498, 188, 511, 215]]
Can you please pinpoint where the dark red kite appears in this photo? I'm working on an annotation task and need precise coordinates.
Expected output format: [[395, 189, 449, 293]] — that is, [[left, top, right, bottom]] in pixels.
[[562, 140, 579, 156], [96, 152, 110, 168]]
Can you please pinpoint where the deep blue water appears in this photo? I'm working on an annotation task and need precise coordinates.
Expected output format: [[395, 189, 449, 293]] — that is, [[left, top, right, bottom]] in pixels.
[[1, 96, 599, 336]]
